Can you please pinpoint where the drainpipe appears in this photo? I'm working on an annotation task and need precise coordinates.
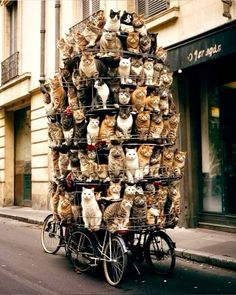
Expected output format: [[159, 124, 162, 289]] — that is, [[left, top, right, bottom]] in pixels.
[[55, 0, 61, 73], [39, 0, 46, 85]]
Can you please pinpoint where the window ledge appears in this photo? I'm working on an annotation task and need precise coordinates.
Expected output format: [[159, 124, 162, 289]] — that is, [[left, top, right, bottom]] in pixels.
[[146, 5, 180, 31], [0, 72, 31, 93]]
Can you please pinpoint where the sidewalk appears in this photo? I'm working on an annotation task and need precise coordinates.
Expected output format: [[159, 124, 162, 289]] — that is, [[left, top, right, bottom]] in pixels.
[[0, 206, 236, 271]]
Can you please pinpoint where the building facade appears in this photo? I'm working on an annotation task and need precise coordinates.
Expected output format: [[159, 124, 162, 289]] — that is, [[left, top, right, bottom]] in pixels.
[[0, 0, 236, 232]]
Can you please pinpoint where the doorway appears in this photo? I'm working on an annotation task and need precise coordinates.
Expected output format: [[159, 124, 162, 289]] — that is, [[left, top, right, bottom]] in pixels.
[[14, 107, 31, 206]]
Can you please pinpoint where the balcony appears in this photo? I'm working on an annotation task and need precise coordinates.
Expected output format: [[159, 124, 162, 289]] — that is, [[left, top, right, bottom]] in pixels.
[[1, 51, 19, 86]]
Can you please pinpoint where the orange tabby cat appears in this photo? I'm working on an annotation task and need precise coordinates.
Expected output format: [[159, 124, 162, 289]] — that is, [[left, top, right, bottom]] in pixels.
[[134, 110, 150, 140], [49, 74, 66, 112], [126, 31, 140, 53], [131, 86, 147, 112], [99, 114, 116, 142], [137, 144, 154, 177]]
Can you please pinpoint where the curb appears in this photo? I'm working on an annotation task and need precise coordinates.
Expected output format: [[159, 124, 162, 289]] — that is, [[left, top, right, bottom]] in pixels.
[[0, 213, 43, 225], [176, 248, 236, 271]]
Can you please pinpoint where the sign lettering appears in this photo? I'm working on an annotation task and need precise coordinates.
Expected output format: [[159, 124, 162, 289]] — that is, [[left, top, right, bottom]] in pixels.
[[187, 44, 222, 63]]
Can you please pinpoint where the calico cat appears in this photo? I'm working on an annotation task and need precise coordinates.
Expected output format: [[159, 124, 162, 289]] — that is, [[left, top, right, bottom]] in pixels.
[[73, 108, 87, 145], [131, 86, 147, 112], [132, 13, 147, 36], [106, 181, 122, 201], [137, 144, 154, 177], [99, 31, 122, 57], [117, 87, 131, 105], [57, 38, 73, 59], [94, 79, 110, 109], [149, 146, 162, 177], [103, 195, 133, 232], [143, 59, 154, 86], [67, 86, 78, 111], [130, 57, 144, 86], [120, 10, 134, 32], [78, 150, 98, 181], [167, 113, 180, 144], [139, 34, 151, 54], [126, 31, 140, 53], [79, 52, 107, 80], [118, 57, 131, 84], [49, 74, 66, 112], [104, 9, 121, 32], [61, 108, 74, 146], [48, 121, 64, 148], [145, 91, 160, 112], [116, 106, 133, 139], [134, 110, 150, 140], [81, 187, 102, 231], [172, 150, 187, 177], [160, 148, 175, 177], [99, 114, 116, 142], [108, 142, 125, 179], [81, 20, 100, 47], [148, 113, 164, 139], [86, 117, 100, 145], [125, 147, 141, 183], [130, 186, 147, 226], [57, 194, 73, 224]]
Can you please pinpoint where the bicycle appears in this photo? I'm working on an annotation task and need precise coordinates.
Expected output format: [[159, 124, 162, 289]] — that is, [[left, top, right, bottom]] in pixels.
[[66, 225, 128, 286]]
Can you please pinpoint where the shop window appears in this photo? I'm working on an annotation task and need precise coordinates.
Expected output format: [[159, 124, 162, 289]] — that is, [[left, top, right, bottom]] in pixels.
[[136, 0, 170, 18], [83, 0, 100, 19]]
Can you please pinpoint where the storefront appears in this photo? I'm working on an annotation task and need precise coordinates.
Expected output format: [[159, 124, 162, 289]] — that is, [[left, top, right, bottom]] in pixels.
[[166, 20, 236, 232]]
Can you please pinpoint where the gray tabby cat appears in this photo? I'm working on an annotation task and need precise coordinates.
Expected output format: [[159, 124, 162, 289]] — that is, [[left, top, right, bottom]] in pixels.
[[130, 186, 147, 227]]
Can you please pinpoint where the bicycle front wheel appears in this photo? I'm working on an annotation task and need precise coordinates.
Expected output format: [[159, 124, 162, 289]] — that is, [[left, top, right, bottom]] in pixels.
[[67, 229, 97, 273], [41, 214, 62, 254], [144, 230, 176, 276], [103, 236, 128, 287]]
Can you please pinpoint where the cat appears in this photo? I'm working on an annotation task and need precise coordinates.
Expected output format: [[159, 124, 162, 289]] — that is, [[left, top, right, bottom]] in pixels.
[[94, 79, 110, 109], [73, 31, 89, 54], [78, 150, 98, 181], [125, 147, 141, 183], [138, 144, 154, 178], [130, 57, 144, 86], [123, 183, 137, 200], [103, 195, 133, 232], [61, 108, 74, 146], [160, 148, 175, 177], [134, 110, 150, 140], [94, 9, 106, 29], [108, 142, 125, 180], [131, 86, 147, 112], [145, 91, 160, 112], [49, 74, 66, 112], [106, 181, 122, 201], [57, 38, 73, 59], [48, 120, 64, 148], [72, 69, 82, 90], [148, 32, 158, 55], [167, 113, 180, 144], [155, 185, 169, 227], [116, 106, 133, 139], [165, 183, 181, 227], [67, 86, 78, 111], [143, 59, 154, 86], [118, 57, 131, 84], [81, 20, 100, 47], [79, 52, 107, 80], [59, 66, 73, 89], [159, 98, 169, 116], [153, 62, 164, 86], [107, 67, 120, 95], [73, 108, 87, 146], [99, 31, 122, 57], [50, 149, 60, 179], [120, 10, 134, 32], [158, 70, 173, 88], [104, 9, 121, 32], [172, 150, 187, 177], [126, 31, 140, 53], [99, 114, 116, 142], [59, 152, 70, 179], [132, 13, 147, 36], [148, 113, 164, 139], [117, 87, 131, 105], [155, 46, 168, 64], [139, 34, 151, 54], [50, 182, 64, 220], [131, 186, 147, 227], [149, 146, 162, 177], [81, 187, 102, 231], [86, 117, 100, 145], [57, 193, 73, 224]]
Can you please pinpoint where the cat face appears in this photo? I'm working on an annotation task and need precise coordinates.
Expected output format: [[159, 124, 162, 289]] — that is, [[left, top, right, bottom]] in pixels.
[[143, 60, 154, 71], [131, 58, 143, 68], [109, 182, 121, 194], [138, 145, 154, 158], [133, 195, 146, 207], [73, 109, 85, 124], [122, 198, 133, 209], [132, 13, 145, 27], [102, 31, 116, 41], [119, 57, 131, 69], [125, 148, 138, 160], [121, 10, 133, 24], [118, 89, 131, 104], [163, 149, 174, 161], [137, 111, 150, 122], [109, 9, 121, 20], [145, 183, 155, 194], [174, 150, 186, 163], [118, 106, 131, 119], [109, 144, 124, 158], [87, 150, 97, 160], [127, 31, 139, 46], [81, 187, 95, 200], [80, 52, 94, 66], [103, 115, 116, 127], [125, 184, 137, 195], [89, 117, 100, 128], [140, 35, 151, 47]]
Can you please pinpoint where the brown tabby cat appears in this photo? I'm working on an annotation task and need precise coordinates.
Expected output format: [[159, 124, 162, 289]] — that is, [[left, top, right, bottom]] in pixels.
[[78, 150, 98, 181], [138, 144, 154, 177], [131, 86, 147, 112], [130, 57, 144, 86], [165, 183, 181, 227], [81, 20, 100, 47], [145, 92, 160, 112], [57, 38, 73, 59], [50, 182, 65, 220], [50, 150, 60, 179], [155, 185, 168, 227], [99, 31, 122, 57], [73, 31, 89, 54], [108, 142, 125, 180], [155, 46, 168, 64], [79, 52, 99, 79], [99, 114, 116, 142], [158, 70, 173, 88], [130, 186, 147, 227], [94, 10, 106, 29], [49, 75, 66, 112], [134, 110, 150, 140], [48, 121, 64, 148], [67, 86, 78, 111], [132, 13, 147, 36], [126, 31, 140, 53], [149, 146, 162, 177], [143, 59, 154, 86], [148, 113, 164, 139], [57, 193, 74, 224], [159, 98, 169, 116], [167, 113, 180, 144], [160, 148, 175, 177], [172, 150, 187, 177]]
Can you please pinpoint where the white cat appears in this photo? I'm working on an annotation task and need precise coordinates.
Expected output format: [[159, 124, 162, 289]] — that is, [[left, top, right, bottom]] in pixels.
[[86, 117, 100, 145], [125, 147, 141, 183], [118, 57, 131, 84], [94, 80, 110, 109], [81, 187, 102, 231]]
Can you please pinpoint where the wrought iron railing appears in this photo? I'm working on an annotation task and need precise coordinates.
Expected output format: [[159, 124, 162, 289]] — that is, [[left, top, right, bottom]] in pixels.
[[1, 51, 19, 85]]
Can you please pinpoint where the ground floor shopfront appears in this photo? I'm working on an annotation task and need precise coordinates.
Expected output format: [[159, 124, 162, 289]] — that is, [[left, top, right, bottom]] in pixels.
[[167, 20, 236, 232]]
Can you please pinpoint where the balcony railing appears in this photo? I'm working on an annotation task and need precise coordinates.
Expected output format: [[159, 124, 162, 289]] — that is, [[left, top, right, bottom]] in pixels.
[[1, 51, 19, 86]]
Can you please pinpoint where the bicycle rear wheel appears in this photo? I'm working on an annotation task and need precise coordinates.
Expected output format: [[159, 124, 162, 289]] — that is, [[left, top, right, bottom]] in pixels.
[[144, 230, 176, 276], [41, 214, 62, 254], [67, 229, 97, 273], [103, 236, 128, 286]]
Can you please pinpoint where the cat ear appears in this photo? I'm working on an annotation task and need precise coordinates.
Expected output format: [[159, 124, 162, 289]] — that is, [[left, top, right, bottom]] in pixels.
[[91, 187, 95, 192]]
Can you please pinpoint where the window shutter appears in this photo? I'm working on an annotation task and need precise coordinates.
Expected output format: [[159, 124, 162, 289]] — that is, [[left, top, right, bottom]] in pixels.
[[83, 0, 100, 19], [92, 0, 100, 14], [83, 0, 90, 19], [137, 0, 170, 18]]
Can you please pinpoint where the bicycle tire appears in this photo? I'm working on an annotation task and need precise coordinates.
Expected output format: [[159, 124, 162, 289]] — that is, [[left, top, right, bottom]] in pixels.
[[67, 228, 98, 273], [144, 230, 176, 276], [103, 236, 128, 287], [41, 214, 62, 254]]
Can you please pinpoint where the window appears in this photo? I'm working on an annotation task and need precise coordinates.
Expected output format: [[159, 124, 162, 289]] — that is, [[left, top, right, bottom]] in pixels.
[[136, 0, 170, 18], [7, 0, 18, 55], [83, 0, 100, 19]]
